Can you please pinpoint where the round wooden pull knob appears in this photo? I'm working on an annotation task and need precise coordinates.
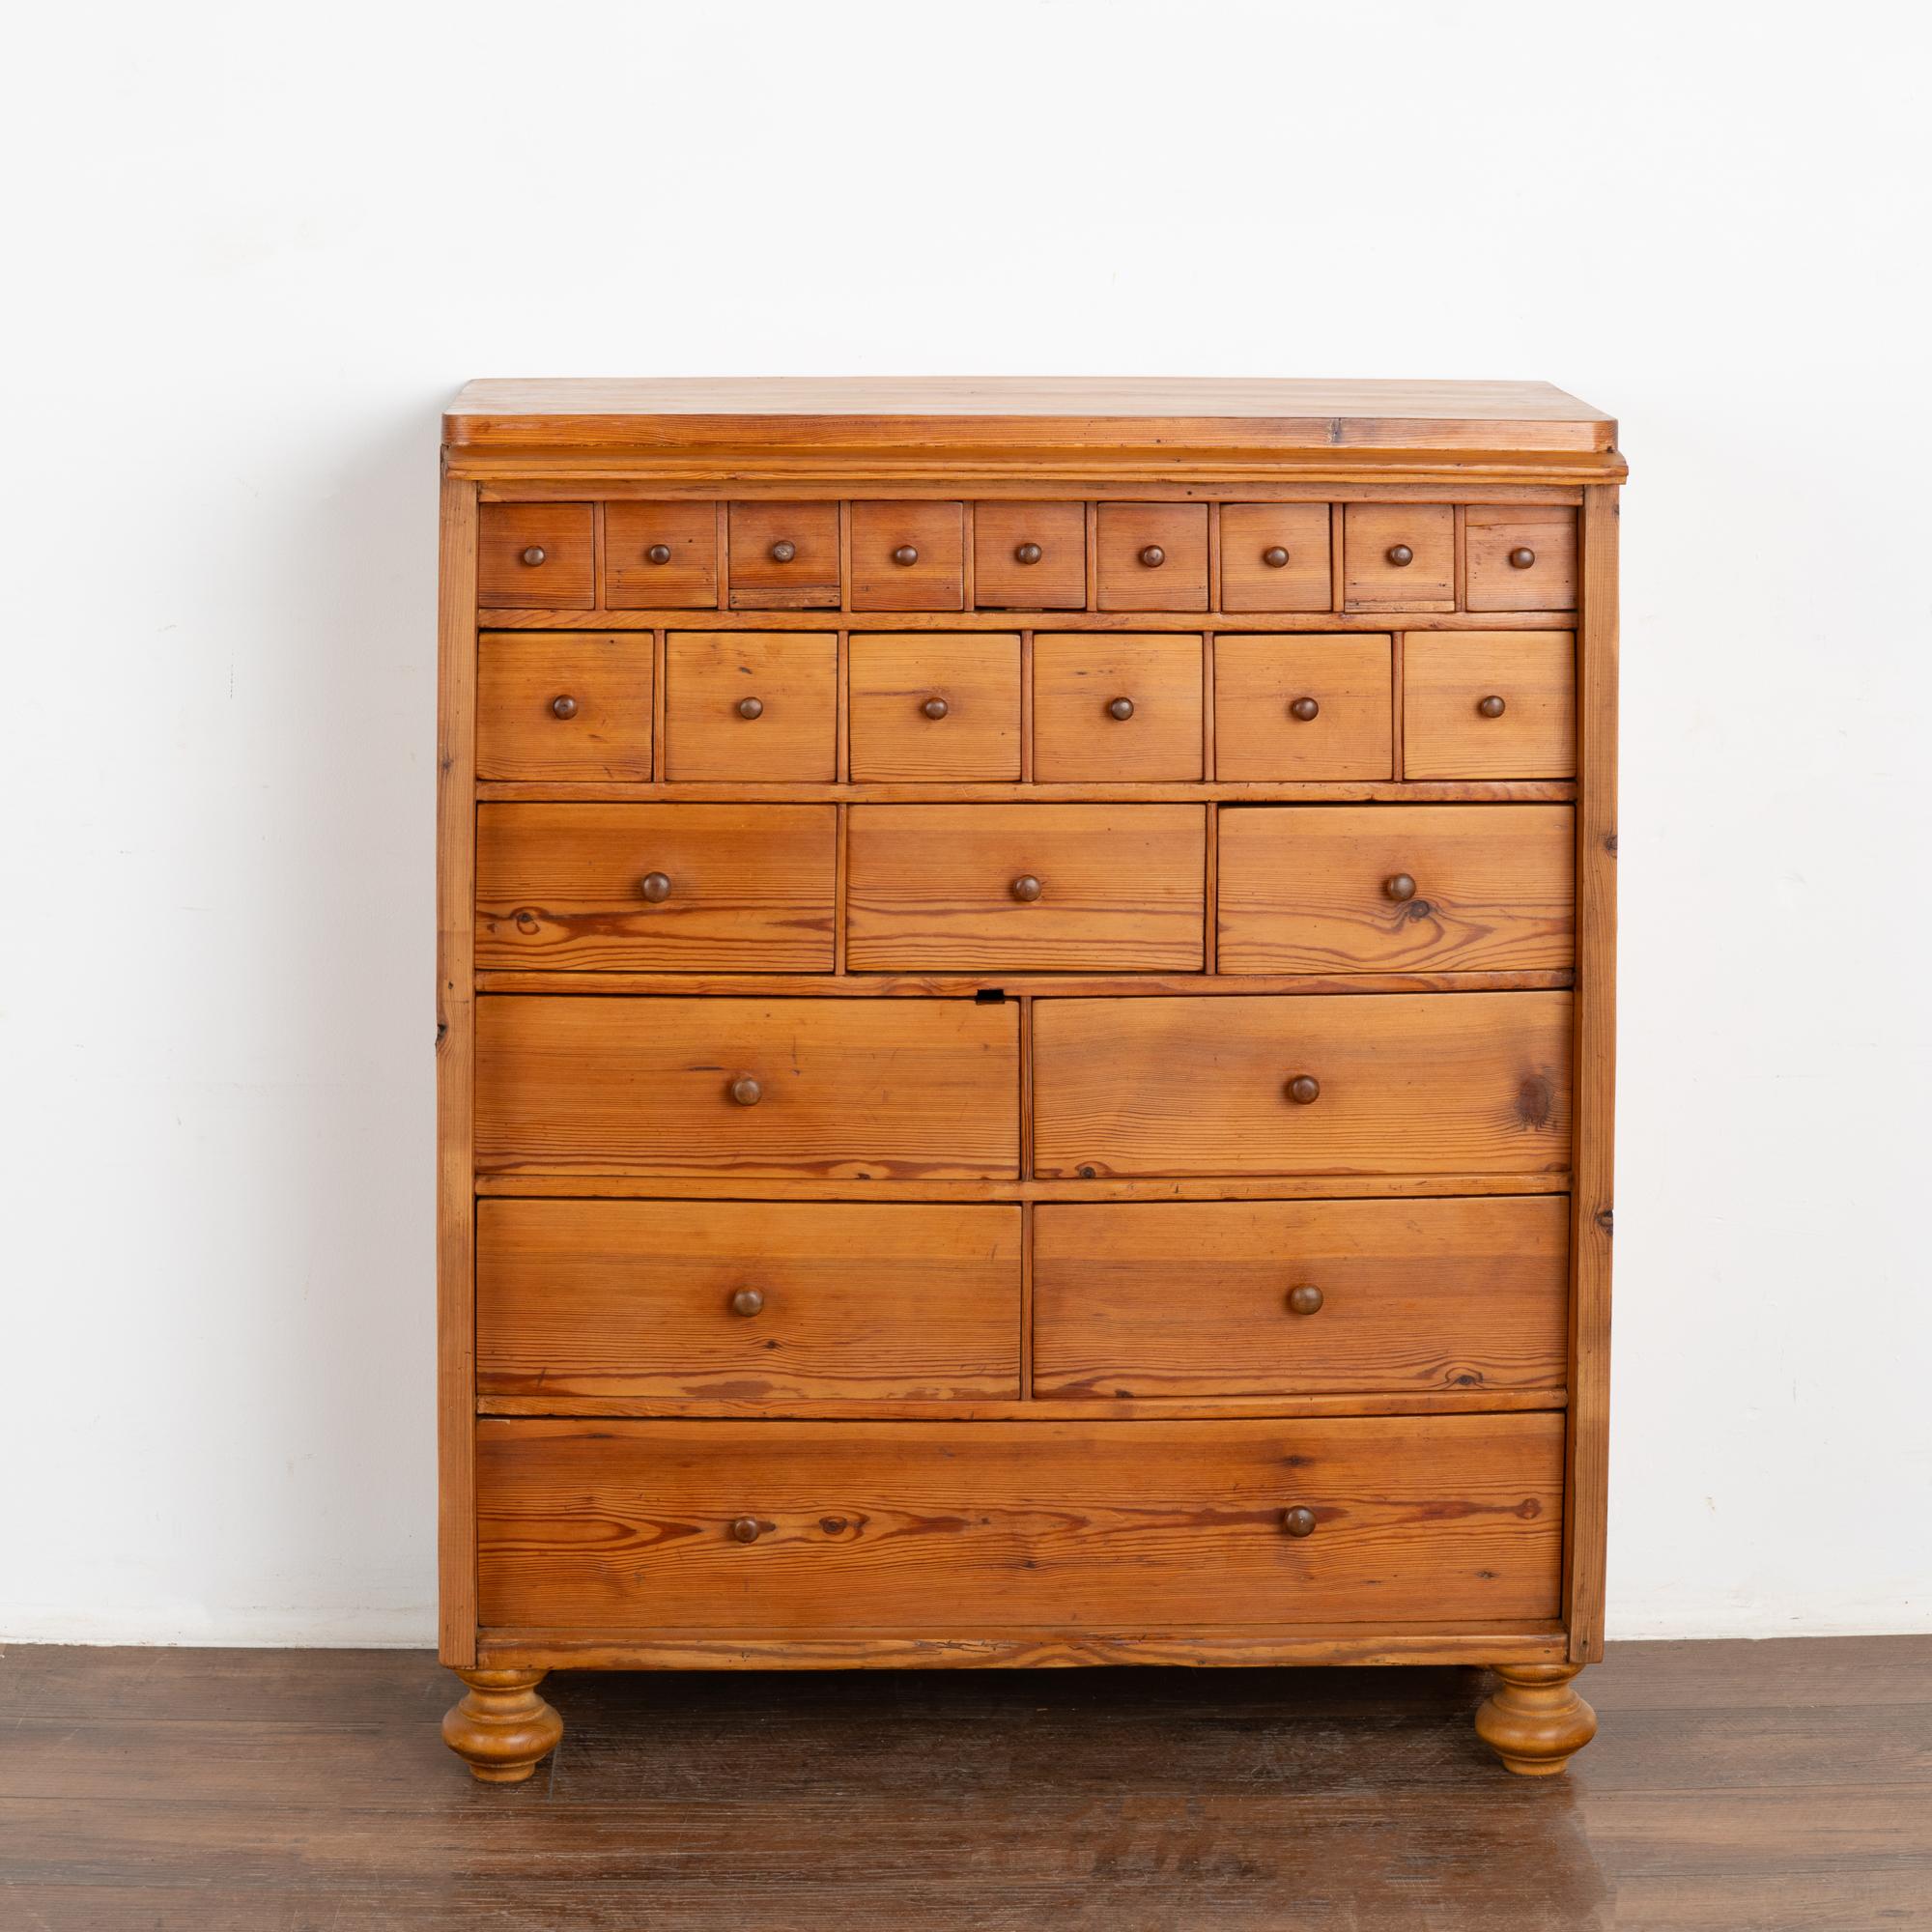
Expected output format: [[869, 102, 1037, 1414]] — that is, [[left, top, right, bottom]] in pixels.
[[729, 1076, 763, 1106], [1281, 1507, 1318, 1538], [1263, 546, 1291, 568], [1139, 545, 1166, 568], [1384, 872, 1417, 902], [520, 546, 547, 567], [729, 1517, 763, 1543], [550, 695, 578, 720], [1289, 696, 1320, 722], [737, 696, 764, 720], [1287, 1285, 1324, 1317], [639, 872, 672, 903], [1015, 542, 1042, 565], [892, 545, 919, 567], [1010, 874, 1042, 902], [730, 1289, 765, 1318], [1107, 696, 1135, 721], [646, 543, 673, 565], [769, 540, 796, 563], [923, 696, 950, 720], [1286, 1074, 1321, 1105], [1386, 544, 1413, 567], [1508, 546, 1537, 570], [1477, 695, 1507, 719]]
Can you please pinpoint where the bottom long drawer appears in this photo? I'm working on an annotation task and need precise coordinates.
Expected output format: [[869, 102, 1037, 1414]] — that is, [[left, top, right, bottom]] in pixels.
[[475, 1415, 1563, 1633]]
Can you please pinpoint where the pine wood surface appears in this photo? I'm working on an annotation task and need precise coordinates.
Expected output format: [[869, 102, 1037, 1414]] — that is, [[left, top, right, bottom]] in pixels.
[[1032, 635, 1205, 780], [663, 632, 838, 780], [1404, 631, 1577, 779], [476, 633, 656, 781], [1211, 636, 1394, 780], [846, 634, 1023, 781]]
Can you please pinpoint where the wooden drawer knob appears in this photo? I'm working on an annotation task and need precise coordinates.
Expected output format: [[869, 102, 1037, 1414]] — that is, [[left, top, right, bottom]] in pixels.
[[1287, 1285, 1324, 1316], [1015, 542, 1043, 565], [892, 544, 920, 567], [639, 871, 672, 903], [520, 546, 547, 567], [1383, 872, 1417, 902], [550, 695, 578, 720], [923, 696, 950, 720], [1286, 1074, 1320, 1104], [1281, 1507, 1318, 1538], [737, 696, 764, 720], [1263, 546, 1291, 568], [729, 1518, 763, 1543], [769, 540, 797, 563], [1010, 874, 1042, 902], [1107, 696, 1135, 721], [729, 1076, 763, 1106], [1385, 544, 1413, 567], [646, 543, 672, 565], [1477, 695, 1507, 719], [1289, 696, 1320, 722], [1139, 545, 1165, 568], [730, 1289, 765, 1318], [1508, 546, 1537, 569]]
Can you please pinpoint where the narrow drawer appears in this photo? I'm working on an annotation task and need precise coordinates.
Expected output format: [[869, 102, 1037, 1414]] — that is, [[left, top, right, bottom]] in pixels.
[[1032, 991, 1571, 1178], [477, 1200, 1022, 1402], [846, 805, 1205, 971], [848, 635, 1021, 781], [1404, 632, 1576, 779], [1213, 636, 1392, 780], [475, 1413, 1565, 1631], [973, 501, 1086, 609], [1096, 503, 1208, 611], [478, 503, 595, 610], [605, 501, 719, 609], [475, 804, 836, 972], [1466, 508, 1577, 612], [476, 633, 652, 781], [475, 996, 1019, 1178], [1033, 635, 1204, 781], [1343, 504, 1454, 611], [727, 501, 840, 608], [1216, 805, 1574, 974], [664, 632, 838, 781], [1219, 504, 1333, 611], [850, 501, 965, 611], [1033, 1196, 1569, 1398]]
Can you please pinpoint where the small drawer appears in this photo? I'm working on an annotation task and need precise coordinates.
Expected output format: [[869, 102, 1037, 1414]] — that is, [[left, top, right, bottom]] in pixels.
[[848, 635, 1021, 781], [846, 805, 1206, 972], [605, 501, 719, 609], [1343, 503, 1454, 611], [1032, 1196, 1569, 1398], [478, 503, 595, 610], [1216, 805, 1574, 974], [1033, 634, 1204, 781], [973, 501, 1086, 609], [1096, 503, 1208, 611], [1466, 508, 1577, 611], [664, 632, 838, 781], [476, 804, 837, 973], [727, 501, 840, 608], [1404, 632, 1576, 779], [1213, 636, 1392, 780], [476, 633, 652, 781], [1219, 504, 1333, 611], [477, 1200, 1022, 1403], [850, 501, 964, 611]]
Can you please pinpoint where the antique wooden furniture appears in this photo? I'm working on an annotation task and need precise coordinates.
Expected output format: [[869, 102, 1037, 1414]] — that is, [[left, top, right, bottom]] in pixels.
[[436, 379, 1621, 1781]]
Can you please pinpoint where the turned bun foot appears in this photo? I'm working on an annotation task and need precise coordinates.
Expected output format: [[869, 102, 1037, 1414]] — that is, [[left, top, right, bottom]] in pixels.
[[441, 1667, 563, 1783], [1474, 1662, 1597, 1776]]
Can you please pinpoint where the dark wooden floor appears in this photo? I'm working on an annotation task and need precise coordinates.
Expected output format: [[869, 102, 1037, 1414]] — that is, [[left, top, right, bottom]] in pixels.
[[3, 1637, 1927, 1929]]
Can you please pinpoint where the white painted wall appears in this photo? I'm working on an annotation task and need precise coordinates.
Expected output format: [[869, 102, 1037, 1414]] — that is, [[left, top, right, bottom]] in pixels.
[[3, 0, 1926, 1645]]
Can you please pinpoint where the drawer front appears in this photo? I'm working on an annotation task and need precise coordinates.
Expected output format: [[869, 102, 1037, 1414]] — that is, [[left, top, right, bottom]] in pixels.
[[605, 501, 719, 609], [1404, 632, 1576, 780], [475, 1413, 1564, 1631], [973, 501, 1086, 609], [1095, 503, 1208, 611], [664, 632, 838, 781], [478, 503, 595, 610], [850, 501, 965, 611], [1213, 636, 1393, 780], [475, 804, 836, 972], [476, 633, 653, 781], [477, 1200, 1022, 1402], [476, 996, 1019, 1178], [1033, 635, 1204, 781], [1033, 1196, 1569, 1398], [846, 806, 1205, 972], [1216, 805, 1574, 974], [1342, 503, 1454, 611], [1465, 508, 1577, 612], [848, 635, 1021, 781], [1033, 991, 1571, 1178], [727, 501, 840, 608], [1219, 504, 1333, 611]]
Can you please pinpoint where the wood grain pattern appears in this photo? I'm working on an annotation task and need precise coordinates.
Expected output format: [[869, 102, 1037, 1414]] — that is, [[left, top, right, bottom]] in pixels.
[[846, 634, 1021, 781], [973, 500, 1087, 609], [1033, 991, 1572, 1178], [663, 632, 838, 781], [476, 502, 594, 610], [849, 500, 964, 611], [604, 500, 719, 609], [477, 1199, 1021, 1401], [1215, 805, 1574, 974], [1212, 635, 1394, 780], [726, 501, 840, 608], [1219, 503, 1333, 611], [1465, 506, 1577, 612], [1404, 631, 1577, 779], [1095, 503, 1209, 611], [1032, 635, 1204, 781], [474, 1413, 1565, 1631], [845, 805, 1206, 972], [1032, 1196, 1568, 1398], [476, 633, 653, 781], [1343, 504, 1455, 611]]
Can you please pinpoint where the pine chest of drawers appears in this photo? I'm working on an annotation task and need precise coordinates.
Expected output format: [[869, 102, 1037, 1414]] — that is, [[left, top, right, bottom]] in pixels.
[[436, 379, 1622, 1780]]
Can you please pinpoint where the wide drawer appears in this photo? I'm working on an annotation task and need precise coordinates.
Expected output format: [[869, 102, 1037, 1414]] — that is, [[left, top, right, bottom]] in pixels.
[[845, 806, 1206, 971], [1032, 991, 1571, 1177], [1215, 805, 1574, 974], [1033, 1196, 1569, 1398], [477, 1200, 1022, 1402], [474, 1413, 1565, 1632], [476, 804, 836, 971], [475, 996, 1019, 1178]]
